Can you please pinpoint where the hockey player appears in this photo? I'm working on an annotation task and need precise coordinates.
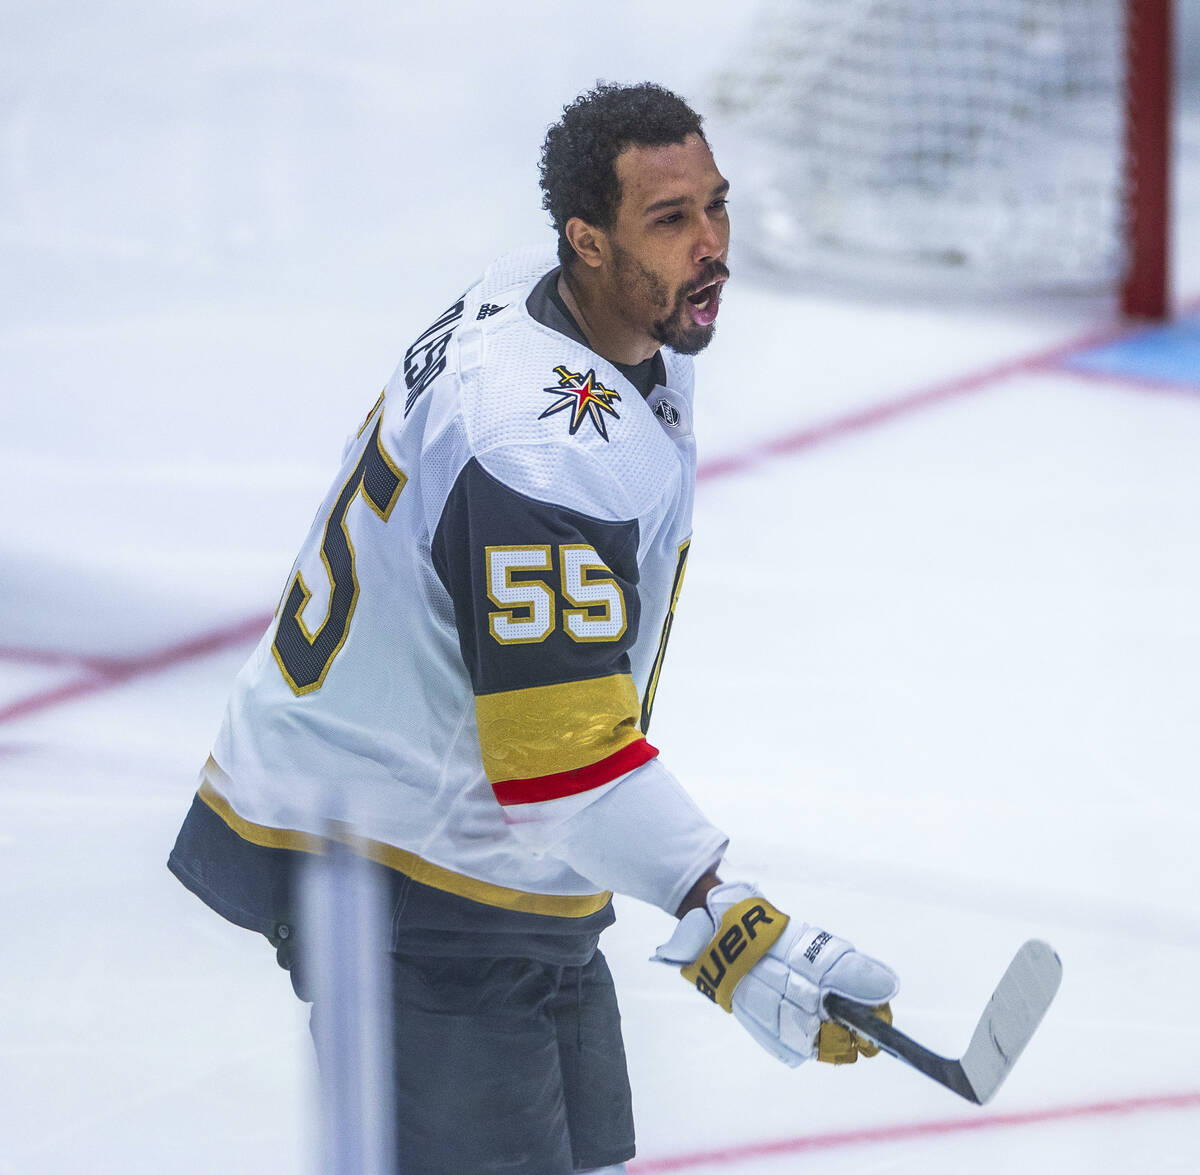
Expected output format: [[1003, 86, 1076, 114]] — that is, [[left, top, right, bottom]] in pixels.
[[169, 82, 899, 1174]]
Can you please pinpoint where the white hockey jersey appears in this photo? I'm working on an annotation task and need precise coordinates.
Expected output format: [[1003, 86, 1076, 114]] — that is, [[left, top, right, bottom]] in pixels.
[[172, 248, 725, 941]]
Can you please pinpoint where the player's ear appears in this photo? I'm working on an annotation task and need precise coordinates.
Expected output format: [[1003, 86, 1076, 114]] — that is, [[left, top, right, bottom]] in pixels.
[[564, 217, 606, 269]]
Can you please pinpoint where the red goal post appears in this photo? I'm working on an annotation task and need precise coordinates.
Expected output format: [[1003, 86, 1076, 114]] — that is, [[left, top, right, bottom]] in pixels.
[[713, 0, 1174, 320], [1123, 0, 1172, 319]]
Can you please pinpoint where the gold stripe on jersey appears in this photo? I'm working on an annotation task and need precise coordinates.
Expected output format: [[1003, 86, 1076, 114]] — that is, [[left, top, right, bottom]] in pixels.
[[641, 538, 690, 734], [356, 387, 386, 438], [196, 760, 611, 918], [474, 673, 643, 782]]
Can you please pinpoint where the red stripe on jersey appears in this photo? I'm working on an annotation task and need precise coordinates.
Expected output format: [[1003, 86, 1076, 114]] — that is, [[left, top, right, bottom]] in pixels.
[[492, 737, 659, 806]]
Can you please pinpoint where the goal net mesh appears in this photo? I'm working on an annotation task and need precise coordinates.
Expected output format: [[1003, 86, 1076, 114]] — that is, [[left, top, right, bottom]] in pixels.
[[712, 0, 1127, 290]]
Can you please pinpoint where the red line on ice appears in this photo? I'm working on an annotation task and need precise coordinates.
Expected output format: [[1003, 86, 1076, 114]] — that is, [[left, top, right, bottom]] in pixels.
[[0, 305, 1190, 723], [695, 318, 1149, 483], [0, 646, 96, 668], [0, 613, 272, 725], [628, 1091, 1200, 1172]]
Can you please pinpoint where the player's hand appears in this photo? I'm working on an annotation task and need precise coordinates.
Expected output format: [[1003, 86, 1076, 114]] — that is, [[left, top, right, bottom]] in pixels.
[[652, 881, 899, 1067]]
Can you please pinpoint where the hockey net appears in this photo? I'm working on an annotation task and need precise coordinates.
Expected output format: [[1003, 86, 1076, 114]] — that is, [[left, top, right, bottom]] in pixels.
[[712, 0, 1170, 312]]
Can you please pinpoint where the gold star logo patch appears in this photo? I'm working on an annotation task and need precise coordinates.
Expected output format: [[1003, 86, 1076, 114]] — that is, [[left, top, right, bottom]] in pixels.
[[540, 365, 621, 441]]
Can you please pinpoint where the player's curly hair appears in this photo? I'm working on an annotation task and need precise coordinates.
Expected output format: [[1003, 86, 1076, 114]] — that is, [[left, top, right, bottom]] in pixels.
[[540, 82, 707, 269]]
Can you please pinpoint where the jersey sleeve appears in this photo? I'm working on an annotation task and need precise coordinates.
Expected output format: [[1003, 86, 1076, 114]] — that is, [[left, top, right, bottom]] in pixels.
[[431, 454, 658, 808]]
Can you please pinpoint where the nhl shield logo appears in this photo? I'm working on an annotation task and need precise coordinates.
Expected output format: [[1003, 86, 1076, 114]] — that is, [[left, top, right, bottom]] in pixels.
[[653, 398, 681, 428]]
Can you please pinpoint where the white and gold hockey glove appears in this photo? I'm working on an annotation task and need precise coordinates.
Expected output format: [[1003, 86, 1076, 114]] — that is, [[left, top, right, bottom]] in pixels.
[[653, 881, 899, 1067]]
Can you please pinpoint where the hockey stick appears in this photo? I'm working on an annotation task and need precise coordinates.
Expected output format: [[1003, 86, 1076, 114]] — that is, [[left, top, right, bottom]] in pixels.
[[824, 940, 1062, 1105]]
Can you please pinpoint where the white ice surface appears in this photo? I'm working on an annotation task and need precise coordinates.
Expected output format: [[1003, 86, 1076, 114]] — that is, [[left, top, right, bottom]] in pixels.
[[2, 3, 1199, 1173]]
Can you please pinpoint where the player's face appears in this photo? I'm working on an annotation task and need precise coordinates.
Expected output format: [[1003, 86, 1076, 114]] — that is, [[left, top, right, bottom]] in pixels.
[[606, 134, 730, 356]]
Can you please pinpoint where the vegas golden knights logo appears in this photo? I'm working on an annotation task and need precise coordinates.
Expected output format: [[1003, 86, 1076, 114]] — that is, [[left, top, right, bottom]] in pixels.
[[540, 365, 621, 440]]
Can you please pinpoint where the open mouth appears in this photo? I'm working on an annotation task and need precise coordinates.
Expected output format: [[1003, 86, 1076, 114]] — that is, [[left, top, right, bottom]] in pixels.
[[686, 280, 724, 327]]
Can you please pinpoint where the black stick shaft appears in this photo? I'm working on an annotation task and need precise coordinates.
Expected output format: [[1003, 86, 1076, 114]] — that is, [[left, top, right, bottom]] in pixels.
[[823, 993, 979, 1103]]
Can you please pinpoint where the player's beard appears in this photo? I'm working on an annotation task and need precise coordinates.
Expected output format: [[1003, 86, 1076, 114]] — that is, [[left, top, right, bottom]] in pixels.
[[610, 242, 727, 356]]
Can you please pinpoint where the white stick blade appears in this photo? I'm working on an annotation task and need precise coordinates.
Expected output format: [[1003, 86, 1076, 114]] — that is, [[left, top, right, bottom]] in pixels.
[[960, 940, 1062, 1104]]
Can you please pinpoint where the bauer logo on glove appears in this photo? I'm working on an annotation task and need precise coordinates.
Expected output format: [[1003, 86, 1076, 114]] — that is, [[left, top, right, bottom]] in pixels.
[[679, 897, 787, 1009], [654, 881, 900, 1068]]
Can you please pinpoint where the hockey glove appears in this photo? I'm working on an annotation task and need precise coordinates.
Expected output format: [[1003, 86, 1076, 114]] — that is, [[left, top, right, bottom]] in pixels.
[[652, 881, 899, 1067]]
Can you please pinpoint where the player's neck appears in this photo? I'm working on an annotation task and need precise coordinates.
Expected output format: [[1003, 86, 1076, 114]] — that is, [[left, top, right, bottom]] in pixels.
[[557, 269, 658, 367]]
